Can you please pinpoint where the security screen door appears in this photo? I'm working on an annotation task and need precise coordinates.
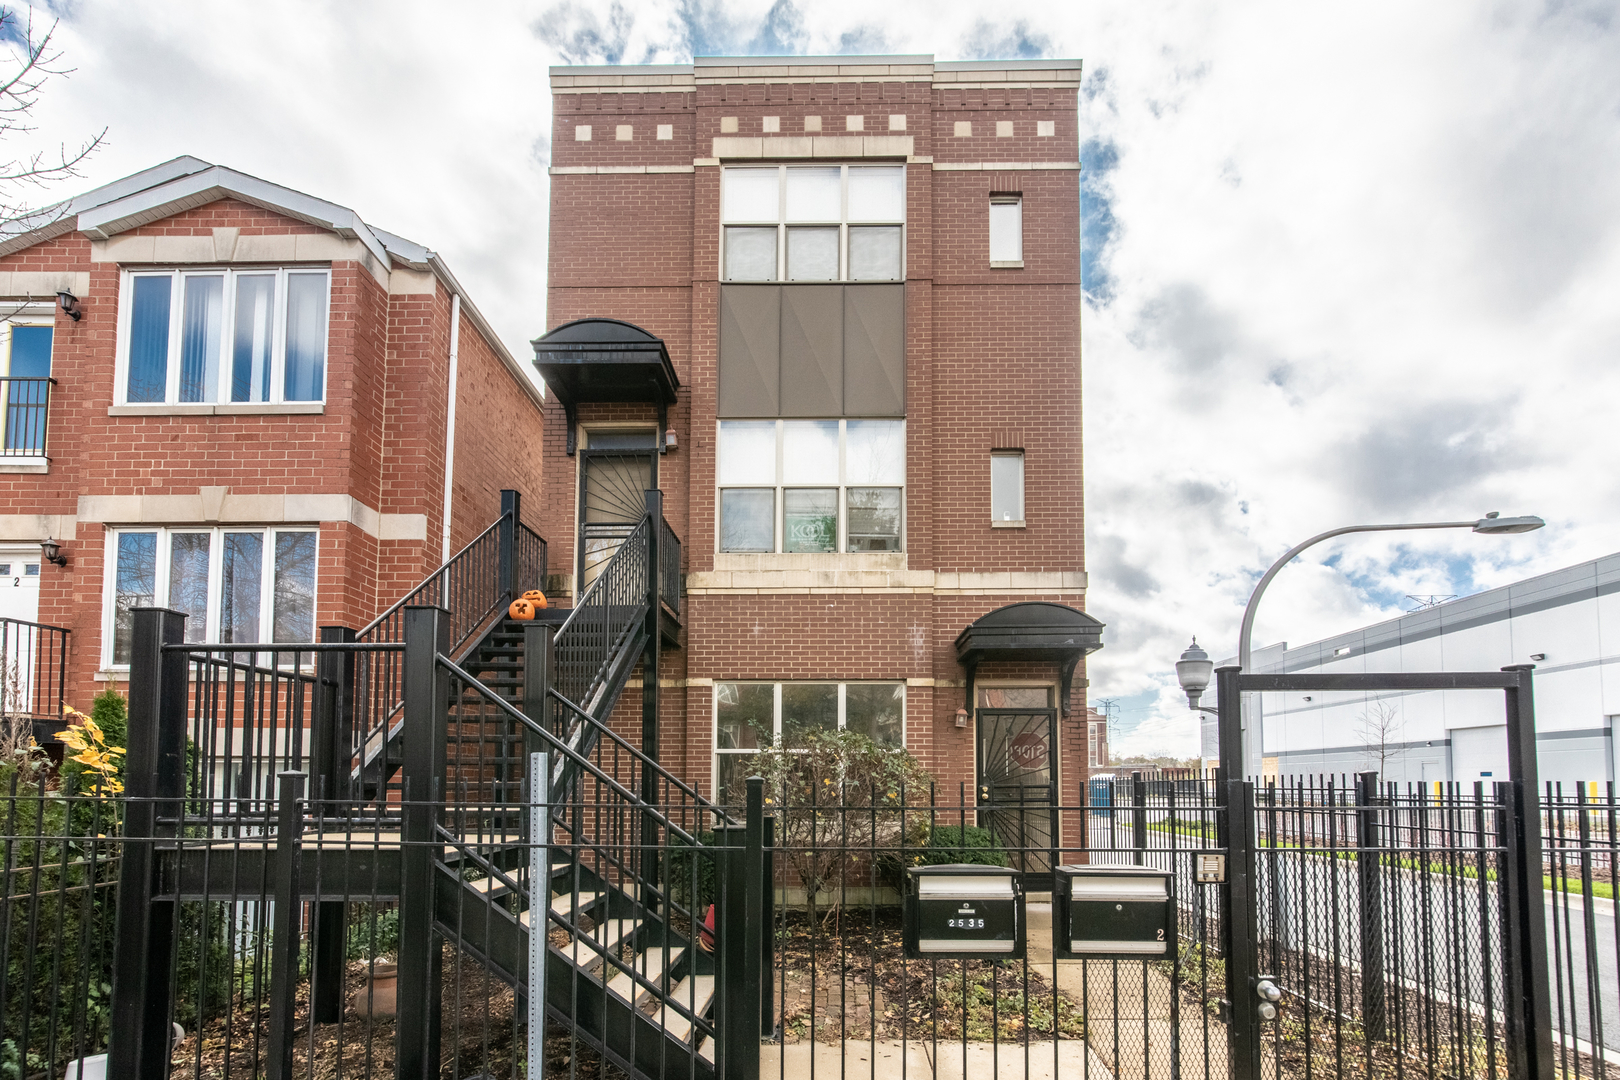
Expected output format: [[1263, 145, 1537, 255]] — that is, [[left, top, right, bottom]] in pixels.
[[577, 436, 656, 591], [976, 708, 1059, 884]]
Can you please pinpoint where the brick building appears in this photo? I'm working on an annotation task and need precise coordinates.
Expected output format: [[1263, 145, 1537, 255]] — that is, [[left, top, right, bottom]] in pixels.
[[0, 157, 544, 717], [534, 54, 1100, 880]]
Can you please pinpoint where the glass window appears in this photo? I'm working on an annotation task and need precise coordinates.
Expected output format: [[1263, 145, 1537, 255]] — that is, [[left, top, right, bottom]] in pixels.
[[978, 686, 1050, 708], [231, 274, 276, 402], [846, 683, 904, 747], [783, 489, 836, 553], [23, 564, 37, 576], [127, 276, 172, 403], [991, 451, 1025, 524], [848, 226, 901, 281], [112, 532, 157, 664], [722, 168, 780, 222], [786, 227, 838, 281], [106, 527, 319, 664], [3, 324, 53, 455], [722, 165, 904, 282], [719, 489, 775, 552], [719, 419, 904, 553], [990, 198, 1023, 263], [714, 680, 906, 804], [121, 269, 331, 405]]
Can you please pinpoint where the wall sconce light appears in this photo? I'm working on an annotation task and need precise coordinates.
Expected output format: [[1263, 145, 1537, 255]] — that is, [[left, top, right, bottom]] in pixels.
[[40, 537, 67, 567], [56, 292, 81, 322], [665, 429, 678, 451], [955, 708, 968, 729], [1529, 653, 1546, 662]]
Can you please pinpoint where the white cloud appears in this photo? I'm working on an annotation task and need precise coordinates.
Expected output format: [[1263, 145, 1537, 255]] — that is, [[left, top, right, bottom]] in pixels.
[[16, 1, 1620, 762]]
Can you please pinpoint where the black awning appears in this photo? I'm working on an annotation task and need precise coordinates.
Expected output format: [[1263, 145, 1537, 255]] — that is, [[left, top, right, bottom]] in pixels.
[[955, 602, 1105, 715], [531, 318, 680, 408]]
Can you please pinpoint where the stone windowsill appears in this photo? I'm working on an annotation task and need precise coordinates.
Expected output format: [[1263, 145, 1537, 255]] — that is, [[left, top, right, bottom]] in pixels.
[[108, 402, 325, 417], [991, 520, 1026, 529], [0, 458, 48, 474]]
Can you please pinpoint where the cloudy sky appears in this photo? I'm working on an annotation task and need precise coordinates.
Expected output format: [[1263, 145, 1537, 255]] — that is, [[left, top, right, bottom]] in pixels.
[[15, 1, 1620, 757]]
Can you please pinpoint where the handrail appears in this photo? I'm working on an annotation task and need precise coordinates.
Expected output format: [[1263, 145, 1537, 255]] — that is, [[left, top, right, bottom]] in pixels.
[[0, 375, 54, 458], [355, 511, 508, 643], [553, 515, 649, 641], [545, 685, 717, 816], [0, 615, 71, 635]]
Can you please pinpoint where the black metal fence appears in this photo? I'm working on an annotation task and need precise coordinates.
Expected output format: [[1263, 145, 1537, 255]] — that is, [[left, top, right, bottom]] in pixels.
[[0, 616, 70, 748]]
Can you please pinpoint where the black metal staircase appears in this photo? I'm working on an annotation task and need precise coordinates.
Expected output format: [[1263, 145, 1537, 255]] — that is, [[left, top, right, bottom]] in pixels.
[[109, 488, 767, 1080]]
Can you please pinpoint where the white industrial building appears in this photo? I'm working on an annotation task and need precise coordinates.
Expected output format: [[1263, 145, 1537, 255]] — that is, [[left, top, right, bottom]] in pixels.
[[1202, 552, 1620, 786]]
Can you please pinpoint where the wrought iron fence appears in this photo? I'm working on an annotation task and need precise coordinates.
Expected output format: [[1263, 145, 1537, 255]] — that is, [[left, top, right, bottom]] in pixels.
[[1544, 780, 1620, 1078], [0, 375, 52, 457], [658, 513, 682, 617]]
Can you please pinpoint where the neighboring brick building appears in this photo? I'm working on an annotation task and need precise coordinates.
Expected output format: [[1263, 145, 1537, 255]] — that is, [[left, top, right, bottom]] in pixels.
[[534, 55, 1100, 880], [0, 157, 544, 714]]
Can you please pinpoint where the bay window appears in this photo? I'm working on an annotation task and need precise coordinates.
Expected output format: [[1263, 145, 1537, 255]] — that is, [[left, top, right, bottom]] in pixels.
[[722, 165, 905, 282], [119, 268, 330, 405], [105, 526, 318, 664], [714, 680, 905, 803], [718, 419, 904, 553]]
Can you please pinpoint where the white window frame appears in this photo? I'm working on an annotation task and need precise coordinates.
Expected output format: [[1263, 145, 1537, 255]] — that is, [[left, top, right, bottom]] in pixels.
[[100, 525, 321, 668], [989, 195, 1023, 267], [714, 680, 907, 797], [720, 164, 907, 283], [114, 267, 332, 406], [716, 419, 905, 554], [990, 450, 1025, 527]]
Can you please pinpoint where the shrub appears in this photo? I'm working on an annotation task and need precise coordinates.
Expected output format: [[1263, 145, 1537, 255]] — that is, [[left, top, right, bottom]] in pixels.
[[666, 830, 720, 914], [919, 825, 1010, 868]]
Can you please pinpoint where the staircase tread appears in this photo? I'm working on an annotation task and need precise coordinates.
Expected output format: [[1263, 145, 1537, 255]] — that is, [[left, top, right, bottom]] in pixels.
[[651, 975, 716, 1044], [550, 918, 641, 969], [605, 945, 684, 1006]]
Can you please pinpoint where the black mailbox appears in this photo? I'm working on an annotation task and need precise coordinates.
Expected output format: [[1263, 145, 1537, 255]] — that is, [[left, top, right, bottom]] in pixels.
[[1055, 865, 1173, 960], [903, 864, 1024, 961]]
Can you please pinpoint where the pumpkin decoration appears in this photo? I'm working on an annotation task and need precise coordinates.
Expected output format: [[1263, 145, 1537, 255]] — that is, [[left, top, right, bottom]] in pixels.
[[521, 589, 548, 610], [508, 598, 536, 621]]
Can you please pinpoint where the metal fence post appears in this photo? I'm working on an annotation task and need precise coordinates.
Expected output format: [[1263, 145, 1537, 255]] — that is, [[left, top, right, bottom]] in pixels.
[[761, 810, 776, 1038], [268, 772, 306, 1080], [108, 607, 186, 1080], [642, 488, 663, 888], [1215, 664, 1262, 1080], [311, 625, 355, 1024], [1501, 664, 1553, 1080], [1354, 770, 1387, 1043], [528, 751, 550, 1080], [1132, 770, 1148, 865], [398, 606, 450, 1080], [499, 488, 521, 602], [523, 622, 554, 756]]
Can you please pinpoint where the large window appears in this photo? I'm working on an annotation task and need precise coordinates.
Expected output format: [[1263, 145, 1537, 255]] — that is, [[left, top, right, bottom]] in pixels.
[[722, 165, 905, 282], [105, 526, 318, 664], [1, 322, 51, 455], [119, 268, 330, 405], [718, 419, 904, 553], [714, 680, 905, 803]]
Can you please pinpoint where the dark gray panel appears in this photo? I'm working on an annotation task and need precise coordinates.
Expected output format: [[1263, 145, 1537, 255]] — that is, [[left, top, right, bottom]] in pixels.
[[719, 285, 780, 417], [843, 284, 906, 416], [780, 286, 843, 417]]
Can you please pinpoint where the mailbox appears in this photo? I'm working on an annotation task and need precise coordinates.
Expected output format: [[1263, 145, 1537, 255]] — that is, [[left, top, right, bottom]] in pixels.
[[1055, 865, 1173, 960], [903, 864, 1024, 961]]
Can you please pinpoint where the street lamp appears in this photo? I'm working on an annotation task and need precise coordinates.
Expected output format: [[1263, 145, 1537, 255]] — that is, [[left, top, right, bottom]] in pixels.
[[1233, 510, 1545, 775], [1176, 638, 1217, 714]]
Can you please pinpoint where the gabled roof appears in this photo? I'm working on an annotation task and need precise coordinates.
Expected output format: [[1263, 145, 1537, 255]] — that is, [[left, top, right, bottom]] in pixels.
[[0, 157, 539, 406]]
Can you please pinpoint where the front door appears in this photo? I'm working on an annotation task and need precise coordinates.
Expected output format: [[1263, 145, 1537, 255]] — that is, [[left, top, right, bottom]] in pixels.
[[577, 439, 656, 591], [976, 708, 1059, 886]]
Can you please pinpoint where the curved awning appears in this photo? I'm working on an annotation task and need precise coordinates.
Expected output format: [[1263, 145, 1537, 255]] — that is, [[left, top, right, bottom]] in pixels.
[[955, 602, 1105, 715], [531, 318, 681, 453]]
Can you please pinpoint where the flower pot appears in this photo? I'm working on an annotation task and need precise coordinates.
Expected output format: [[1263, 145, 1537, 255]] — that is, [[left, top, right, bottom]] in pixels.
[[351, 961, 398, 1018]]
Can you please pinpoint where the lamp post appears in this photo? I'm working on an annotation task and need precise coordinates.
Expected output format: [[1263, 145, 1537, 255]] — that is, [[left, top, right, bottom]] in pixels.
[[1231, 511, 1544, 777]]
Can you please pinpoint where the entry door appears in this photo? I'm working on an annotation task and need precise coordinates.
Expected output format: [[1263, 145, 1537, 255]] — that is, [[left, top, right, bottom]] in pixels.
[[977, 708, 1059, 883], [577, 445, 655, 591]]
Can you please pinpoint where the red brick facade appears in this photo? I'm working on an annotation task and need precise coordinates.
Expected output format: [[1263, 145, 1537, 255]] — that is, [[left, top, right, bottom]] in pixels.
[[0, 168, 543, 711], [540, 58, 1092, 830]]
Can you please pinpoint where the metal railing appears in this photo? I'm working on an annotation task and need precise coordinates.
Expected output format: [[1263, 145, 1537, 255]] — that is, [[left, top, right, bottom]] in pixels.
[[0, 376, 52, 457], [658, 512, 681, 616], [0, 617, 69, 742], [553, 514, 649, 725]]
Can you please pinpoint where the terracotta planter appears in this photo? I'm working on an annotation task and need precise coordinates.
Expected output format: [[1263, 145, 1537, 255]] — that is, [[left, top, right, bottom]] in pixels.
[[351, 962, 398, 1018]]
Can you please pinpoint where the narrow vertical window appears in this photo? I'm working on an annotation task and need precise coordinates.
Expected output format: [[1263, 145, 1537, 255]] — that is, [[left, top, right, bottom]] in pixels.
[[167, 532, 212, 643], [989, 196, 1023, 265], [284, 272, 328, 402], [220, 531, 265, 643], [3, 325, 52, 454], [232, 274, 276, 402], [113, 532, 158, 663], [272, 530, 318, 642], [127, 276, 172, 402], [179, 275, 224, 403], [991, 451, 1025, 525]]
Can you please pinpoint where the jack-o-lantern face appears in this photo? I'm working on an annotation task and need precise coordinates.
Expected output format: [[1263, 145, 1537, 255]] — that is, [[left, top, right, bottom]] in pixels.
[[521, 589, 548, 610], [509, 599, 536, 621]]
